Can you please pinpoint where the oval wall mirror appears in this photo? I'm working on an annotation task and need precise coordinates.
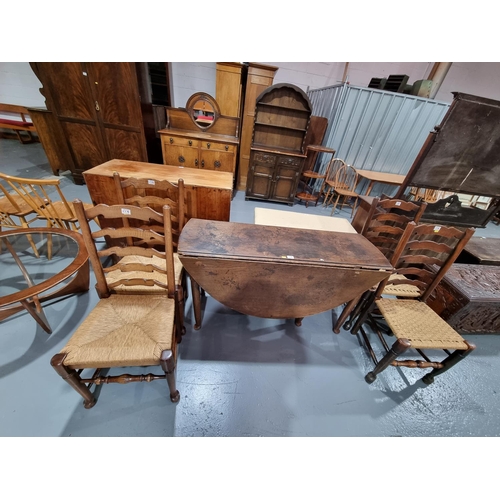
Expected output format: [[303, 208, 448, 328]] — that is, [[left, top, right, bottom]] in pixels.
[[186, 93, 220, 130]]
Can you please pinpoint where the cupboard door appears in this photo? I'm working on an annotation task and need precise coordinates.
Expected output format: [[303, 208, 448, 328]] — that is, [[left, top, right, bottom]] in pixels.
[[200, 150, 235, 173], [246, 164, 274, 199], [271, 164, 301, 203], [164, 145, 199, 168], [87, 62, 148, 161]]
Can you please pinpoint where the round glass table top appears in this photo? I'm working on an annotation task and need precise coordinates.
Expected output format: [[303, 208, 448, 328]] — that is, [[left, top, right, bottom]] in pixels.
[[0, 227, 88, 306]]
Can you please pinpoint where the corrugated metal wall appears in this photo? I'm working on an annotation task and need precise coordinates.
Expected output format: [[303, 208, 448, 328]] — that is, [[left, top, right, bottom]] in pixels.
[[307, 83, 450, 196]]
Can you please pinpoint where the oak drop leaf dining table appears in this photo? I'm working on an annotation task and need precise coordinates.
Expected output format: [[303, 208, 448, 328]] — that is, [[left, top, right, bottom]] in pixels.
[[178, 219, 393, 320], [0, 227, 89, 333]]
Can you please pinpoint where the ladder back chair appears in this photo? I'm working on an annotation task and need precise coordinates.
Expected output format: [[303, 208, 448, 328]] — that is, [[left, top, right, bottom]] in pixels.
[[349, 221, 476, 385], [50, 200, 180, 409], [333, 196, 427, 333], [113, 172, 202, 332]]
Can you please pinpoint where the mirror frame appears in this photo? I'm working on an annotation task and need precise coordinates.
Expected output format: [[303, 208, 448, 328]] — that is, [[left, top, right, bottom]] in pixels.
[[186, 92, 221, 130]]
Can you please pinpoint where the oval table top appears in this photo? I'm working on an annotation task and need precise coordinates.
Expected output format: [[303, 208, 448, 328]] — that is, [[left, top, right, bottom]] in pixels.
[[178, 219, 393, 319], [0, 227, 89, 307]]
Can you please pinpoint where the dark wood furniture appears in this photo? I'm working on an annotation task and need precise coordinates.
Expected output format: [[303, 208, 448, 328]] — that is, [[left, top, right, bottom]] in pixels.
[[396, 92, 500, 227], [159, 93, 240, 178], [83, 159, 233, 222], [237, 63, 278, 191], [29, 62, 148, 184], [459, 237, 500, 266], [0, 227, 90, 333], [333, 196, 428, 333], [178, 219, 392, 320], [245, 84, 312, 205], [0, 103, 36, 143], [350, 222, 476, 385], [426, 263, 500, 334], [51, 201, 180, 409]]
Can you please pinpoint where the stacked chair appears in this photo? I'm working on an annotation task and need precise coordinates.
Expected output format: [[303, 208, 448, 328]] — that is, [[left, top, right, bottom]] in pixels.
[[50, 200, 181, 408], [0, 172, 93, 230], [333, 196, 427, 333], [349, 220, 475, 384], [112, 173, 202, 333], [320, 158, 359, 218]]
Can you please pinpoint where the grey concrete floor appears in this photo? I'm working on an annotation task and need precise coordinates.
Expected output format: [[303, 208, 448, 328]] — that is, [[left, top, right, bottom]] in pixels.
[[1, 138, 500, 440]]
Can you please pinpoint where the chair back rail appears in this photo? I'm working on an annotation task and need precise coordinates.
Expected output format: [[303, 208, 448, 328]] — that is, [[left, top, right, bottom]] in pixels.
[[74, 200, 176, 299], [113, 172, 186, 249], [0, 172, 79, 229]]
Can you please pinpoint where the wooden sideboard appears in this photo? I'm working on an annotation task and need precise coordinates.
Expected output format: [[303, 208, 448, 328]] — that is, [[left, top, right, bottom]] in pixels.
[[160, 129, 239, 175], [159, 92, 240, 180], [83, 159, 233, 222]]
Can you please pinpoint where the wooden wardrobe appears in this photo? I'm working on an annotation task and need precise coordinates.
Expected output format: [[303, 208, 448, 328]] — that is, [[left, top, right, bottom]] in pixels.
[[29, 62, 149, 184]]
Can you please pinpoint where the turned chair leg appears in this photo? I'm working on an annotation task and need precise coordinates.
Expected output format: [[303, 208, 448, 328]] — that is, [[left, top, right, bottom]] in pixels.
[[190, 275, 202, 330], [349, 292, 376, 336], [365, 338, 411, 384], [421, 341, 476, 385], [333, 294, 362, 333], [51, 353, 96, 409], [160, 350, 180, 403], [174, 285, 186, 342], [295, 317, 303, 326]]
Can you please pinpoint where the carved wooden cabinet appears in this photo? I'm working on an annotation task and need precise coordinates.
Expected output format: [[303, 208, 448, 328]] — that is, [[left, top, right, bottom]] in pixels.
[[426, 264, 500, 334], [160, 93, 239, 177], [245, 83, 312, 205]]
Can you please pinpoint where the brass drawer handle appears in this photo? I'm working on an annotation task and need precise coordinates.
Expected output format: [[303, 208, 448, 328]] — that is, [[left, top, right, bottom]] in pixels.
[[169, 137, 174, 144], [178, 156, 185, 163], [207, 143, 211, 149], [214, 161, 221, 168], [225, 145, 229, 151], [201, 160, 205, 168], [189, 140, 192, 146], [195, 159, 198, 167]]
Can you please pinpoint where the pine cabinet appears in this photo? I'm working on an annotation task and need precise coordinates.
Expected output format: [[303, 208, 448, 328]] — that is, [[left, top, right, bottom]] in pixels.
[[245, 83, 312, 205]]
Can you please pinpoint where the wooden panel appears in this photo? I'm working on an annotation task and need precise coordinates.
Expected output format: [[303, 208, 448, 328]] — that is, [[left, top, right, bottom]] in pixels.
[[88, 62, 145, 129], [60, 121, 107, 177], [237, 63, 278, 190], [200, 150, 235, 173], [273, 163, 301, 202], [32, 62, 95, 120], [461, 237, 500, 265], [166, 108, 239, 137], [427, 263, 500, 334], [28, 108, 75, 176], [104, 128, 148, 162], [216, 62, 244, 117], [162, 144, 199, 168]]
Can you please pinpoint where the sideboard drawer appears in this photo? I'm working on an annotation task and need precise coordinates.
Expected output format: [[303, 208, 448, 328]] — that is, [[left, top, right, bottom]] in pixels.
[[163, 136, 200, 148]]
